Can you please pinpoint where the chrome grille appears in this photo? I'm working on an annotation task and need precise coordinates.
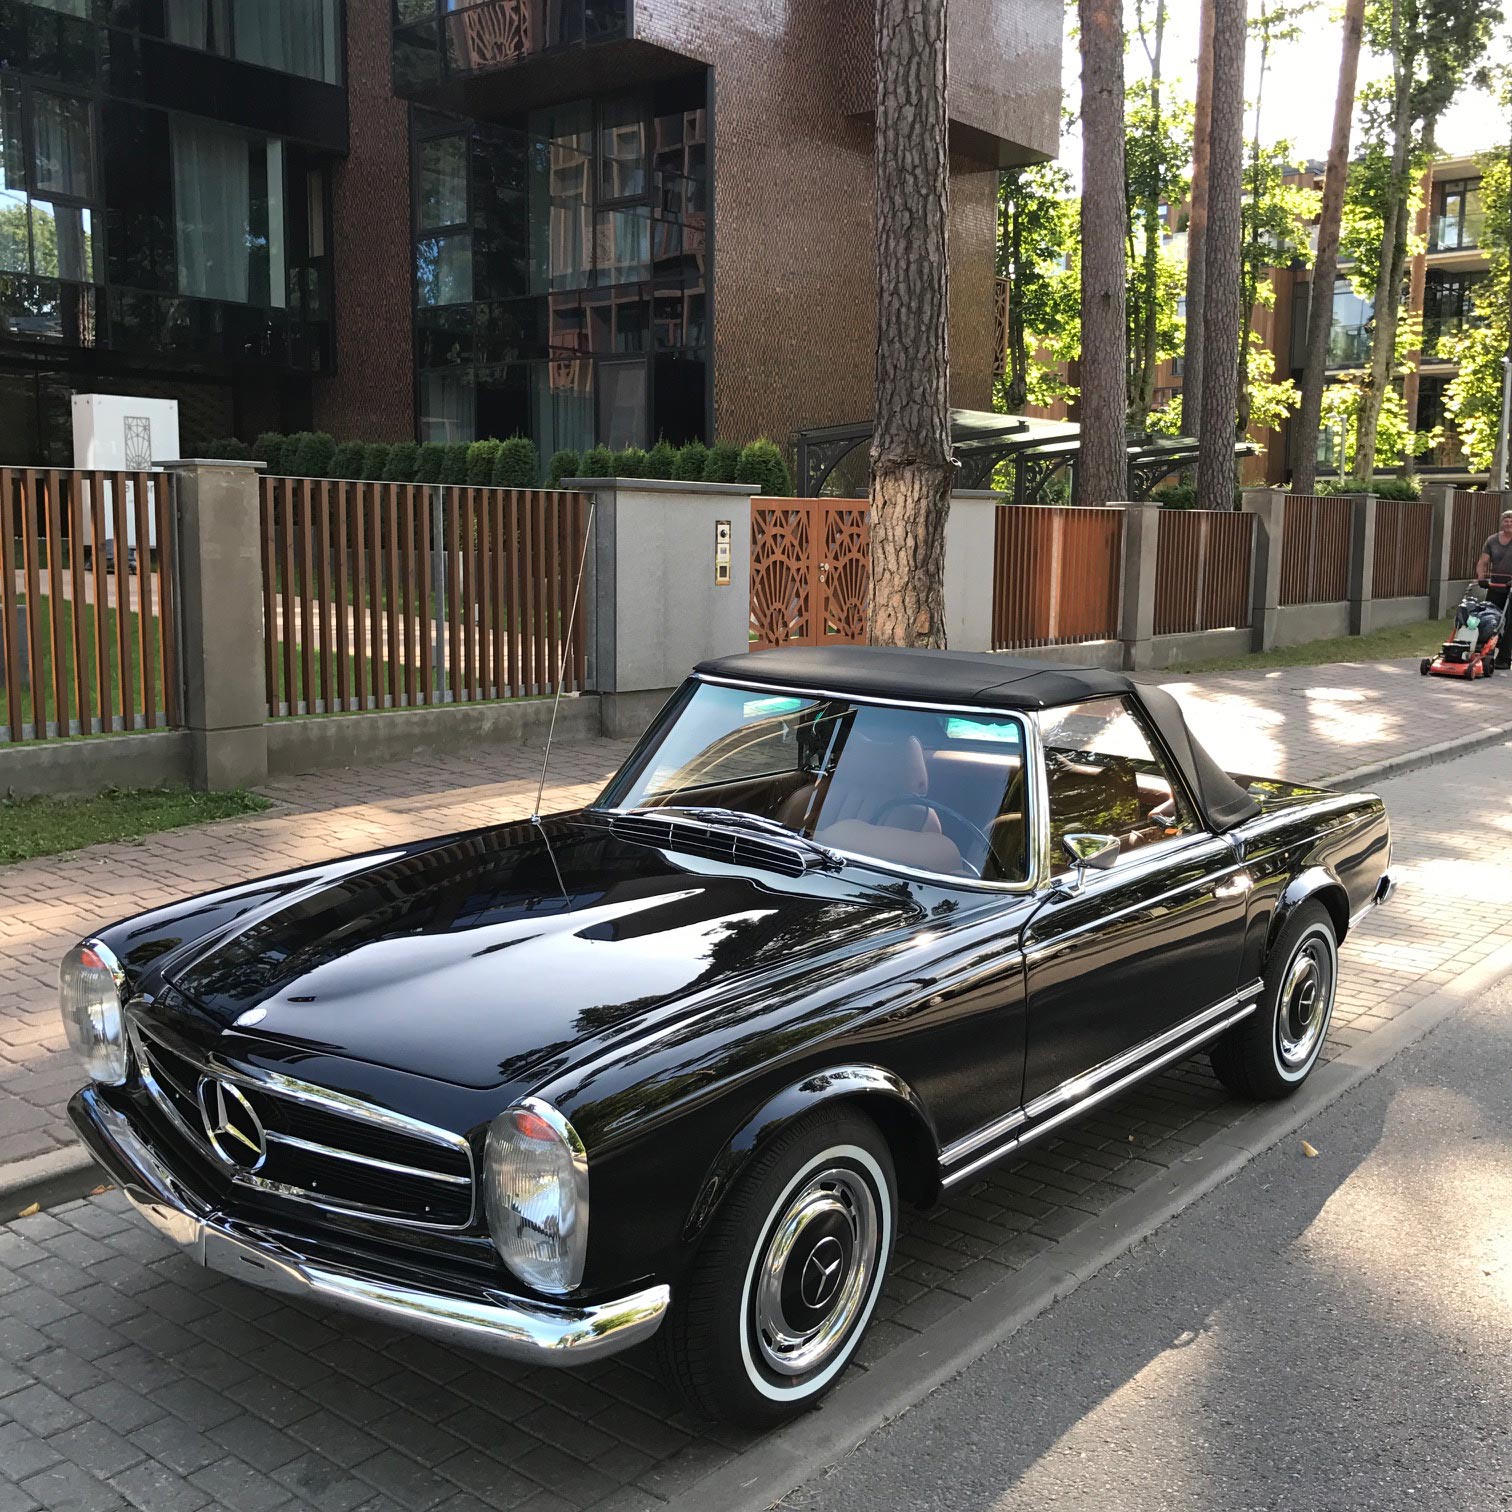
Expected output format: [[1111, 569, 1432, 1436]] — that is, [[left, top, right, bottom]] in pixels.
[[129, 1018, 475, 1230]]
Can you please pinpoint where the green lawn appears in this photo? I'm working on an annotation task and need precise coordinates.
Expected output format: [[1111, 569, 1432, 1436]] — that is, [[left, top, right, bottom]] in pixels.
[[0, 788, 271, 865], [1166, 615, 1455, 674]]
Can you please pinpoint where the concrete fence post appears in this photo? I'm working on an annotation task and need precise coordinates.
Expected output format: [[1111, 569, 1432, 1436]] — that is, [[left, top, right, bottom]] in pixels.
[[944, 491, 1001, 652], [1118, 502, 1160, 671], [1425, 483, 1457, 618], [1348, 492, 1378, 636], [571, 477, 753, 738], [159, 458, 269, 791], [1240, 487, 1286, 652]]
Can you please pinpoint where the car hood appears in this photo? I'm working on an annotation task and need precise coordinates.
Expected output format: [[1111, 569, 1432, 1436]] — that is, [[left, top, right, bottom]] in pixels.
[[164, 815, 916, 1091]]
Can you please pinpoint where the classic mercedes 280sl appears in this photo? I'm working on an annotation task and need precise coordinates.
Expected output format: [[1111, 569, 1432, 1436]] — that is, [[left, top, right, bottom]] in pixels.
[[64, 648, 1394, 1424]]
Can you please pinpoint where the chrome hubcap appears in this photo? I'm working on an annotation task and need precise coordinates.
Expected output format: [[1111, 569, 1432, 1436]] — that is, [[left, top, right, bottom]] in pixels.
[[753, 1167, 878, 1378], [1277, 939, 1333, 1069]]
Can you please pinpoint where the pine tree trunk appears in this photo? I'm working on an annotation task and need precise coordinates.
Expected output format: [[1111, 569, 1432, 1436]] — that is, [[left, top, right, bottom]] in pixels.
[[1292, 0, 1365, 493], [1181, 0, 1216, 435], [1077, 0, 1128, 505], [1354, 0, 1411, 482], [1133, 0, 1167, 429], [1496, 117, 1512, 489], [868, 0, 952, 647], [1006, 174, 1029, 413], [1196, 0, 1246, 510]]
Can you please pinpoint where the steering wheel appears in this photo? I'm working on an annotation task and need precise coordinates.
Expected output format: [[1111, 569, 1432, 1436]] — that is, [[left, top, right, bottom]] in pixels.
[[872, 794, 994, 879]]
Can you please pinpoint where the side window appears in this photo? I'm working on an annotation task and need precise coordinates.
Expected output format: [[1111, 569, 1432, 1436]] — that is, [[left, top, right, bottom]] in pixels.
[[1040, 697, 1196, 873]]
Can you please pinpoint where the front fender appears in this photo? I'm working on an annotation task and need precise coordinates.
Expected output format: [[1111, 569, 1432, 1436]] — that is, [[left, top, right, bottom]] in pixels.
[[683, 1064, 939, 1242]]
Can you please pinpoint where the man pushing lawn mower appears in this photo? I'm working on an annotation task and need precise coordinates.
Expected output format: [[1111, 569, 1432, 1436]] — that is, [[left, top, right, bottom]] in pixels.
[[1476, 511, 1512, 672]]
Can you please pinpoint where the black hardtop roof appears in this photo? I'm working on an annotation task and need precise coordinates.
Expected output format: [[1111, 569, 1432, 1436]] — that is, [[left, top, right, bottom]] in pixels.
[[695, 646, 1136, 711], [692, 646, 1262, 834]]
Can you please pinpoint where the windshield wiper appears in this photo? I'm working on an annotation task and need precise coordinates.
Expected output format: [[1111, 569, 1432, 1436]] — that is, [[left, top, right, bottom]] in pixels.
[[621, 805, 844, 871]]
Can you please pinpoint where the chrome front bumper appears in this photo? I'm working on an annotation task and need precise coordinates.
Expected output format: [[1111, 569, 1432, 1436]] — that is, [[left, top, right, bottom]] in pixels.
[[69, 1087, 669, 1367]]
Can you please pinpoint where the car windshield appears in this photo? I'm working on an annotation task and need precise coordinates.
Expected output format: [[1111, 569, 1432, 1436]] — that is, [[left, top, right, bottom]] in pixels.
[[597, 681, 1031, 883]]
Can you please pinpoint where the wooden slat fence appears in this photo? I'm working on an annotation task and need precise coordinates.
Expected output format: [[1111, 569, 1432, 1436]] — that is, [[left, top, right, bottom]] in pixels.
[[1371, 498, 1431, 599], [1279, 494, 1352, 606], [260, 478, 587, 717], [992, 505, 1124, 650], [1, 468, 179, 743], [1450, 490, 1508, 579], [1152, 509, 1254, 636]]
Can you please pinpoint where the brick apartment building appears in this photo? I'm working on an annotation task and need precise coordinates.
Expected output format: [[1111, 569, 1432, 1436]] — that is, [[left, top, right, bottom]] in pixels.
[[0, 0, 1061, 467]]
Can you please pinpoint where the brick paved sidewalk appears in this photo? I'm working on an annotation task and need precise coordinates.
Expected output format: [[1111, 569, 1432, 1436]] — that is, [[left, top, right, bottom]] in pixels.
[[1, 733, 1507, 1512], [2, 658, 1507, 1166]]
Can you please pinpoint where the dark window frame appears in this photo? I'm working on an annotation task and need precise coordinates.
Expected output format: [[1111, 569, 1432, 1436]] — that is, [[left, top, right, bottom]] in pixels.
[[0, 77, 100, 286]]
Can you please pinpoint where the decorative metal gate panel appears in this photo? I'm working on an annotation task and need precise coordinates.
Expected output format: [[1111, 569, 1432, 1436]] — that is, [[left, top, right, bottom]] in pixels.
[[750, 498, 870, 651]]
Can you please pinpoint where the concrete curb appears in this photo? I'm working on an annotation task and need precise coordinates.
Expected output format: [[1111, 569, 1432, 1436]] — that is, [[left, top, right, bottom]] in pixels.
[[1320, 717, 1512, 791], [0, 1143, 95, 1217], [664, 939, 1512, 1512]]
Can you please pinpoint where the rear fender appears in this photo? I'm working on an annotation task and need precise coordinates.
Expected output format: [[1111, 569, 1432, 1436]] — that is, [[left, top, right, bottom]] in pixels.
[[683, 1065, 940, 1243], [1270, 866, 1351, 954]]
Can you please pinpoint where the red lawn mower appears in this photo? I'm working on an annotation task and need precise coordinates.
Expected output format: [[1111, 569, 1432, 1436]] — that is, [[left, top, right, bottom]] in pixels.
[[1421, 575, 1511, 681]]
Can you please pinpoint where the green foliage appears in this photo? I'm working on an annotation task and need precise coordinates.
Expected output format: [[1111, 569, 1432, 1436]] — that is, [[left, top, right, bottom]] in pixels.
[[703, 440, 742, 483], [360, 442, 392, 481], [996, 161, 1078, 412], [546, 449, 580, 486], [644, 438, 678, 479], [330, 441, 367, 478], [442, 442, 470, 485], [1318, 374, 1433, 474], [736, 438, 792, 497], [253, 432, 289, 475], [384, 441, 420, 482], [202, 437, 250, 461], [581, 445, 615, 477], [290, 432, 336, 478], [1151, 483, 1197, 507], [673, 440, 709, 480], [466, 439, 502, 485], [415, 442, 447, 483], [1315, 475, 1422, 500], [492, 436, 540, 487], [1242, 332, 1301, 436], [1445, 150, 1510, 471], [614, 446, 648, 478]]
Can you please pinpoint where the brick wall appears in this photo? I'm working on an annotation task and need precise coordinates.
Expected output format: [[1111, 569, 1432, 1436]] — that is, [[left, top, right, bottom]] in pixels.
[[314, 0, 416, 441]]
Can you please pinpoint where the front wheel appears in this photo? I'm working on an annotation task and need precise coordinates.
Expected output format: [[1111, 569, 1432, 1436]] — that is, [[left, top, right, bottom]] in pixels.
[[1211, 901, 1338, 1100], [656, 1109, 896, 1426], [1420, 658, 1432, 676]]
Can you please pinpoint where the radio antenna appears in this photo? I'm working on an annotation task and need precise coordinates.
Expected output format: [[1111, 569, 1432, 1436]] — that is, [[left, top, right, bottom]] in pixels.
[[532, 496, 597, 825]]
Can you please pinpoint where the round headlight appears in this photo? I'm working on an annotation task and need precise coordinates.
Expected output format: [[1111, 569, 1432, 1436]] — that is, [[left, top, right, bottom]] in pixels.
[[482, 1099, 588, 1295], [59, 940, 127, 1086]]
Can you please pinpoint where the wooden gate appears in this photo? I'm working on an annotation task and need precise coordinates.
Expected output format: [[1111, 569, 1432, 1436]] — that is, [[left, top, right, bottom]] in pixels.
[[750, 498, 870, 650]]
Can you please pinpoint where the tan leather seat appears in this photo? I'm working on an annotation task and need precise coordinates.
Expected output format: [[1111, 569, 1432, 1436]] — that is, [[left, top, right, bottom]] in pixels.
[[777, 730, 944, 836]]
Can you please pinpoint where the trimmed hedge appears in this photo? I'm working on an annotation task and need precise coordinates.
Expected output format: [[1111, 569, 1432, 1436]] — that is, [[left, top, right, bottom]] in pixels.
[[416, 442, 447, 483], [442, 442, 470, 485], [465, 439, 501, 485], [290, 432, 336, 478], [581, 445, 615, 478], [735, 438, 791, 497], [202, 436, 251, 461], [703, 440, 741, 483], [547, 449, 580, 487], [330, 441, 366, 479], [385, 441, 420, 482], [1316, 475, 1421, 501], [253, 432, 289, 475], [644, 439, 677, 479], [493, 436, 540, 487], [360, 442, 392, 481], [673, 440, 709, 481]]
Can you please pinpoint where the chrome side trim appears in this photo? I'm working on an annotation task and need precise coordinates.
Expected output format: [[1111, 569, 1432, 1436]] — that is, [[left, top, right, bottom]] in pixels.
[[939, 1106, 1028, 1167], [264, 1132, 473, 1186], [939, 986, 1263, 1187], [70, 1089, 666, 1368]]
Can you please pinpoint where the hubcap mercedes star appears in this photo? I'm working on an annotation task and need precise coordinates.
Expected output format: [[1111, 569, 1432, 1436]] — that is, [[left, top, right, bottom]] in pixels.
[[1277, 940, 1333, 1069], [752, 1167, 878, 1378]]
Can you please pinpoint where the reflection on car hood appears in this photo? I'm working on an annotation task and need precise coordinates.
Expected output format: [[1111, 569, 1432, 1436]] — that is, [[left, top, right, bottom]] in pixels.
[[165, 816, 915, 1090]]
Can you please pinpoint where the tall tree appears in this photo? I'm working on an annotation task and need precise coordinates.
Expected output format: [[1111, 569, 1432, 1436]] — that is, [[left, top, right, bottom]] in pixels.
[[1196, 0, 1247, 508], [1129, 0, 1169, 427], [1353, 0, 1503, 479], [1182, 0, 1217, 435], [997, 162, 1076, 414], [1077, 0, 1129, 504], [1292, 0, 1366, 492], [867, 0, 952, 647]]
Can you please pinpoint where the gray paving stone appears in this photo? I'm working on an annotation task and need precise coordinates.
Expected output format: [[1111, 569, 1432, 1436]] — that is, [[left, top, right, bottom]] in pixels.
[[108, 1459, 213, 1512], [3, 1381, 89, 1437], [271, 1450, 376, 1512], [205, 1414, 308, 1473], [0, 1420, 64, 1482], [0, 1479, 41, 1512], [17, 1461, 129, 1512], [436, 1448, 538, 1506], [66, 1382, 166, 1437], [188, 1455, 296, 1512], [47, 1420, 147, 1479], [127, 1417, 225, 1478]]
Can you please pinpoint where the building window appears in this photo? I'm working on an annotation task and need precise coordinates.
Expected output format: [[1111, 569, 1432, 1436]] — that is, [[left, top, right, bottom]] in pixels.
[[1423, 270, 1484, 355], [415, 131, 471, 305], [170, 117, 286, 307], [1328, 278, 1371, 368], [1431, 177, 1484, 252], [0, 81, 98, 285], [166, 0, 341, 84]]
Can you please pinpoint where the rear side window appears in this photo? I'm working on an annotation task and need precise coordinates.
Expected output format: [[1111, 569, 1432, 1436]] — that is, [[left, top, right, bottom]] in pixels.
[[1039, 697, 1196, 873]]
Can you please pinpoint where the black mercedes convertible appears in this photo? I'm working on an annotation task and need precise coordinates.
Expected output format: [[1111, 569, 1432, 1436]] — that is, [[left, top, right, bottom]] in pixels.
[[64, 648, 1394, 1424]]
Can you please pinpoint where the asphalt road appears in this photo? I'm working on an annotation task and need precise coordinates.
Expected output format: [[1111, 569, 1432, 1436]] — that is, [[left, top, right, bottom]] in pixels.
[[784, 900, 1512, 1509]]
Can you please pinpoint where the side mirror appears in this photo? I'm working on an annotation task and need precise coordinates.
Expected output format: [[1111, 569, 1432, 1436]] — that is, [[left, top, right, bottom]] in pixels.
[[1060, 832, 1120, 889]]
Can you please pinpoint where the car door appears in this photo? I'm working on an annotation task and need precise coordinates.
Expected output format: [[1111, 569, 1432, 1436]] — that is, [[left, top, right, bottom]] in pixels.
[[1019, 695, 1252, 1108]]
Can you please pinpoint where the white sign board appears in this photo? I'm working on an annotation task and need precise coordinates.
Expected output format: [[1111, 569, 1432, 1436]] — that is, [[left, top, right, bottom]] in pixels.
[[70, 394, 180, 551]]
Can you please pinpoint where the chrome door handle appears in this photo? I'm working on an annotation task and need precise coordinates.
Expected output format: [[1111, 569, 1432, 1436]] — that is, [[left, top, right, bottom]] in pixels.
[[1214, 872, 1253, 900]]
